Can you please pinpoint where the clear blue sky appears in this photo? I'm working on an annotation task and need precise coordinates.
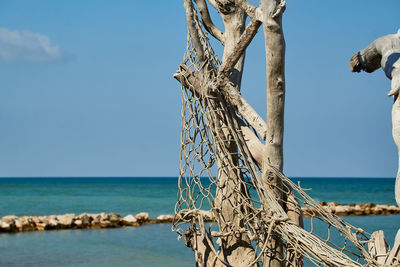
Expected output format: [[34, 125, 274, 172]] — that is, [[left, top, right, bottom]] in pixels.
[[0, 0, 398, 177]]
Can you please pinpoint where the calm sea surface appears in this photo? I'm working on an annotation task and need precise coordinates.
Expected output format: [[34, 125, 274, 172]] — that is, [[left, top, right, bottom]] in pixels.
[[0, 177, 398, 266]]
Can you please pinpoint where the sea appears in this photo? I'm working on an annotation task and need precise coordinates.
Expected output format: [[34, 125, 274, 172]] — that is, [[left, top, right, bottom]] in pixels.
[[0, 177, 399, 266]]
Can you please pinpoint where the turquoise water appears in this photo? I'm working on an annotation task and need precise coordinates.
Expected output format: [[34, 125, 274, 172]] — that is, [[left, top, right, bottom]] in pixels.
[[0, 177, 396, 217], [0, 177, 398, 266], [1, 215, 399, 267], [0, 178, 179, 217], [0, 224, 194, 267]]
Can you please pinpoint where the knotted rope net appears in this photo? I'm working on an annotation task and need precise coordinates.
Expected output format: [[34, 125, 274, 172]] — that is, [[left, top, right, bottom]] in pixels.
[[173, 6, 384, 267]]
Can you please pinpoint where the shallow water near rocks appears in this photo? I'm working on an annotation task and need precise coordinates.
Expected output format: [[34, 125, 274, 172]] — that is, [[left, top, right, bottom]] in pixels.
[[1, 215, 399, 266], [0, 177, 398, 266], [0, 224, 193, 267]]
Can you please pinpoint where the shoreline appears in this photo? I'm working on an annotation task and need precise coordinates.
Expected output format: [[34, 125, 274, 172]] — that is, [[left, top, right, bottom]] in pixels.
[[303, 202, 400, 216], [1, 203, 399, 234]]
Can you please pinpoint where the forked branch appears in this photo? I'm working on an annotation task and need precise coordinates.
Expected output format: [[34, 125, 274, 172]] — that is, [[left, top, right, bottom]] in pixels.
[[234, 0, 257, 18], [194, 0, 225, 44], [174, 63, 267, 171], [175, 63, 267, 139], [218, 19, 261, 81]]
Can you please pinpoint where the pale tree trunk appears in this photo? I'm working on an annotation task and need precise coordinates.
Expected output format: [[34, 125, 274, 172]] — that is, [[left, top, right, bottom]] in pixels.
[[183, 1, 258, 265], [260, 0, 286, 204], [260, 0, 286, 266], [177, 0, 303, 266], [212, 2, 258, 265]]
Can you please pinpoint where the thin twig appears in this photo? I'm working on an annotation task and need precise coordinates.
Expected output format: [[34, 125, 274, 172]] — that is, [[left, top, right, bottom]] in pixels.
[[194, 0, 225, 44]]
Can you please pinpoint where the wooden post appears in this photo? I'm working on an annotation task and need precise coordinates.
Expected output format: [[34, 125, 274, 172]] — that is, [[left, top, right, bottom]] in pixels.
[[368, 230, 389, 264], [386, 229, 400, 265], [176, 1, 303, 265], [260, 0, 286, 266]]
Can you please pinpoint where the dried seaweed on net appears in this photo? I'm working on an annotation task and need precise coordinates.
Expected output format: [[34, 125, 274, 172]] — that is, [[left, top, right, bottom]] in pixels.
[[172, 6, 379, 267]]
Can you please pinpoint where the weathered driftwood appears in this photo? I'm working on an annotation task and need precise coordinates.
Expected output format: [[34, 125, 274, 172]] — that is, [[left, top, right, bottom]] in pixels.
[[182, 1, 259, 265], [184, 0, 206, 66], [366, 229, 400, 266], [175, 1, 302, 266], [260, 0, 287, 266], [175, 63, 267, 138], [350, 29, 400, 208], [174, 64, 266, 167], [211, 2, 259, 265], [217, 19, 261, 81], [234, 0, 256, 18], [385, 229, 400, 265], [194, 0, 225, 44], [177, 1, 400, 265], [368, 230, 388, 265]]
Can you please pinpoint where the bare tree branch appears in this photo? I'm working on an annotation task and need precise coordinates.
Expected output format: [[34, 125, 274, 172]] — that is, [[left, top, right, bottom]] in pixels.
[[177, 0, 305, 265], [234, 0, 257, 18], [240, 124, 265, 165], [184, 0, 206, 65], [218, 19, 261, 81], [223, 80, 267, 139], [271, 0, 286, 18], [174, 63, 267, 139], [173, 64, 204, 96], [194, 0, 225, 44], [174, 64, 266, 169]]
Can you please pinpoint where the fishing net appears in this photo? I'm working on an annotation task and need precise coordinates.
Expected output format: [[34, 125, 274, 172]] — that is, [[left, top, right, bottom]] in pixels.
[[172, 5, 394, 267]]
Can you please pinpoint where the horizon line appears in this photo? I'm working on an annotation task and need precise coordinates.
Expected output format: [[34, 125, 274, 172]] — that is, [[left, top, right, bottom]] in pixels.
[[0, 176, 395, 179]]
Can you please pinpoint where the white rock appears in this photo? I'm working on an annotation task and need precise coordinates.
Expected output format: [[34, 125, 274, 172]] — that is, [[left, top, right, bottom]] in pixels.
[[2, 215, 17, 223], [36, 223, 46, 231], [100, 220, 111, 227], [48, 219, 59, 227], [123, 215, 137, 223], [31, 217, 40, 223], [14, 219, 23, 229], [0, 220, 10, 229], [389, 205, 400, 212], [58, 214, 74, 226], [99, 213, 109, 220], [156, 214, 174, 221], [38, 216, 48, 223], [335, 205, 349, 214], [135, 212, 149, 222]]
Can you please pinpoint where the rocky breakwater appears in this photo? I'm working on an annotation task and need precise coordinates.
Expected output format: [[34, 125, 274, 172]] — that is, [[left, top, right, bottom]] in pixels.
[[1, 204, 397, 233], [0, 212, 176, 233], [303, 202, 400, 217]]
